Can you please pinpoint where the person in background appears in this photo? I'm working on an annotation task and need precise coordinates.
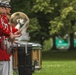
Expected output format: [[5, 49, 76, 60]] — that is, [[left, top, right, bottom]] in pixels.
[[0, 0, 22, 75], [4, 2, 15, 75]]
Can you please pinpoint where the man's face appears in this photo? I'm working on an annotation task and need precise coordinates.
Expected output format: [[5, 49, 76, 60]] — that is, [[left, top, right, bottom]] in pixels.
[[0, 7, 4, 13], [6, 7, 11, 15], [2, 7, 6, 14]]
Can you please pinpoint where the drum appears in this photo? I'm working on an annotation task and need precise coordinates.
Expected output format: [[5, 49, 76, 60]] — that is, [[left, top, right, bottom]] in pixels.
[[12, 42, 33, 75], [12, 42, 42, 71], [17, 43, 32, 75], [31, 43, 42, 70], [13, 47, 18, 70]]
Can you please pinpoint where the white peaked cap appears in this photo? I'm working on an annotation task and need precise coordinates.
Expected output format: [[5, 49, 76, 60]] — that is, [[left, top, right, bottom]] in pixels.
[[0, 0, 11, 8], [1, 0, 11, 3], [0, 0, 2, 3]]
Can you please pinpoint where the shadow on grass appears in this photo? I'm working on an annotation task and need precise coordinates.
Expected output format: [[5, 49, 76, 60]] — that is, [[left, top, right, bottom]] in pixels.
[[42, 50, 76, 61]]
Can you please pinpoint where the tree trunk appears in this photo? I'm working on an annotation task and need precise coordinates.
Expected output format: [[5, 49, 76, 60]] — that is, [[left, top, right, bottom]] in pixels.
[[51, 36, 57, 50], [68, 33, 74, 50]]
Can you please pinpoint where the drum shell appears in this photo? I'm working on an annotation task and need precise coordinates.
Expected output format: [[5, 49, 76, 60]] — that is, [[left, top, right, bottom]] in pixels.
[[13, 43, 42, 70]]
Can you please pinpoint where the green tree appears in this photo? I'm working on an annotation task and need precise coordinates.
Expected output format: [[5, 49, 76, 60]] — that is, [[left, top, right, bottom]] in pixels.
[[32, 0, 53, 46], [11, 0, 76, 49], [11, 0, 32, 15], [32, 0, 76, 49]]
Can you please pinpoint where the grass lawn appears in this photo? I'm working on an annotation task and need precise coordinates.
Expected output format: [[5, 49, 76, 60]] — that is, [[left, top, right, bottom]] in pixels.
[[13, 71, 17, 75], [33, 50, 76, 75], [14, 50, 76, 75]]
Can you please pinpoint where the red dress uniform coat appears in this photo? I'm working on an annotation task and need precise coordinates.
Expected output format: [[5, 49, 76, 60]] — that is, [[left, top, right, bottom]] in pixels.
[[0, 14, 18, 61]]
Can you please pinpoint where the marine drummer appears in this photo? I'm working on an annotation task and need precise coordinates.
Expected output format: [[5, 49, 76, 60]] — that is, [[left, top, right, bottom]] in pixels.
[[0, 0, 22, 75]]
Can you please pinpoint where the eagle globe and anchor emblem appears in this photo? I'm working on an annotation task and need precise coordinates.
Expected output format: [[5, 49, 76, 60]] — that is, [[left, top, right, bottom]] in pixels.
[[10, 12, 30, 43]]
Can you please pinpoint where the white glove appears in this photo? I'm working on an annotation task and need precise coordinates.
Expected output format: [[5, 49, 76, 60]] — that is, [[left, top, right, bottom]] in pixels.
[[17, 19, 25, 25], [15, 18, 25, 29], [15, 23, 20, 29]]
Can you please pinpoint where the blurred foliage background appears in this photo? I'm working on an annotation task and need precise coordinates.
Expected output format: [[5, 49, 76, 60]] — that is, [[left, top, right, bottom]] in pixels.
[[11, 0, 76, 50]]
